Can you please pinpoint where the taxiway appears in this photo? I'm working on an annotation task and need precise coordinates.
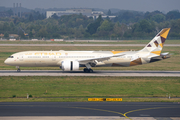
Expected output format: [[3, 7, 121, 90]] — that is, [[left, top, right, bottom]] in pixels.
[[0, 102, 180, 120]]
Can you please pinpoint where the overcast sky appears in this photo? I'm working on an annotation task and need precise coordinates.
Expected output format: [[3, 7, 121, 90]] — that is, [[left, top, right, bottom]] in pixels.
[[1, 0, 180, 13]]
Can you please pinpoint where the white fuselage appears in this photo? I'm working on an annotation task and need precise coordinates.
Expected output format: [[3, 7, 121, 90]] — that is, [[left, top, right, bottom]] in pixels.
[[4, 50, 144, 68]]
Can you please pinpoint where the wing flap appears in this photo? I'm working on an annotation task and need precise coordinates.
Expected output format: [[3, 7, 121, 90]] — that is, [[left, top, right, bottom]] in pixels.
[[78, 54, 125, 64]]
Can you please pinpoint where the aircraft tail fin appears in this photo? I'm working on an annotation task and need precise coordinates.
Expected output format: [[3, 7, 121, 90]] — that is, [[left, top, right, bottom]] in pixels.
[[140, 28, 170, 56]]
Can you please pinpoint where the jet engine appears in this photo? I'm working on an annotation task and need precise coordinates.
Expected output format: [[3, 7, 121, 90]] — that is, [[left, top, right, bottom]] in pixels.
[[61, 61, 79, 71]]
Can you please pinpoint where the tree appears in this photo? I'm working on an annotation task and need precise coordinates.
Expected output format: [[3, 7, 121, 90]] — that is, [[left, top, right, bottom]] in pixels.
[[86, 15, 103, 35], [37, 28, 48, 38], [96, 20, 114, 37], [98, 20, 113, 31], [79, 25, 85, 34], [51, 13, 59, 19], [122, 11, 134, 22], [86, 23, 96, 35], [96, 15, 103, 23], [74, 29, 83, 38], [113, 22, 121, 36], [4, 32, 9, 39], [52, 33, 61, 38], [10, 22, 15, 31], [166, 10, 180, 20], [107, 9, 111, 15], [7, 9, 13, 16], [28, 31, 33, 39], [3, 22, 10, 31], [113, 22, 128, 37], [32, 29, 36, 36], [28, 14, 34, 21], [139, 19, 152, 33], [151, 14, 165, 23], [169, 19, 180, 38], [105, 16, 110, 21]]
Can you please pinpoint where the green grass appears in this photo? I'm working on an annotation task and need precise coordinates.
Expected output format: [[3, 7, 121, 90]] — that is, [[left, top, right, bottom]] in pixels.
[[0, 39, 180, 44], [0, 46, 180, 71], [1, 98, 180, 102], [0, 76, 180, 102]]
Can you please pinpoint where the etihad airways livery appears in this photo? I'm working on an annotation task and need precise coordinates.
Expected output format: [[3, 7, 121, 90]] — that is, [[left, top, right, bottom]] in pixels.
[[4, 28, 170, 73]]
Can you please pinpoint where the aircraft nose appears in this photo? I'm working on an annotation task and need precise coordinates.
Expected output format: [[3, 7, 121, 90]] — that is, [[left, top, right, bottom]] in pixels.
[[4, 59, 11, 65]]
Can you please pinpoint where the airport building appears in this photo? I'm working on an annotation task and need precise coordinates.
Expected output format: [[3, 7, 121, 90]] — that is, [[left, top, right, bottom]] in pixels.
[[46, 9, 116, 20], [46, 9, 92, 18]]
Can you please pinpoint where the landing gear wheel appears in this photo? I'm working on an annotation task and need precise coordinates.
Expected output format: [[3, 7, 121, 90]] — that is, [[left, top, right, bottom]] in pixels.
[[89, 69, 93, 73], [83, 68, 93, 73], [84, 68, 89, 73], [17, 68, 21, 72]]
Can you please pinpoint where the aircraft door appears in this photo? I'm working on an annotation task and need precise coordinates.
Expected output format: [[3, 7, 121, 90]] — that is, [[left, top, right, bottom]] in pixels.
[[19, 55, 23, 61], [52, 55, 56, 61]]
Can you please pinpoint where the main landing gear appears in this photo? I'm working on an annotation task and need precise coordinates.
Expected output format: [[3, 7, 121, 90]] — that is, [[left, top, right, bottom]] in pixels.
[[83, 68, 93, 73], [84, 63, 94, 73]]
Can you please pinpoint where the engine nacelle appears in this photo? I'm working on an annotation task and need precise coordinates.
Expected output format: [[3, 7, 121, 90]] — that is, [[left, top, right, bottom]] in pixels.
[[61, 61, 79, 71]]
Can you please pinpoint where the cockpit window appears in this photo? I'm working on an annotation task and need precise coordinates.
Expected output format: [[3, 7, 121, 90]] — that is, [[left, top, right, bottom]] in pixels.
[[8, 56, 14, 58]]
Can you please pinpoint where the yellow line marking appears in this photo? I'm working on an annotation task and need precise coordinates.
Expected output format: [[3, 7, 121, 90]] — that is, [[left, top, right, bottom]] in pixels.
[[124, 106, 180, 119], [68, 106, 125, 117], [69, 106, 180, 120]]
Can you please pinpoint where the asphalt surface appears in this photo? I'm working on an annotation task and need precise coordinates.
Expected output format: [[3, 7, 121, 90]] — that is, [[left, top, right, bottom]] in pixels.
[[0, 44, 180, 46], [0, 70, 180, 77], [0, 102, 180, 119]]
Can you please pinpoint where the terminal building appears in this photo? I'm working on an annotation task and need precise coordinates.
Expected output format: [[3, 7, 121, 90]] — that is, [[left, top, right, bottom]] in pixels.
[[46, 9, 116, 20]]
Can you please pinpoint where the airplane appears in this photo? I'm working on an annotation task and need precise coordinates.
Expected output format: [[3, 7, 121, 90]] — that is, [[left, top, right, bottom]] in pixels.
[[4, 28, 171, 73]]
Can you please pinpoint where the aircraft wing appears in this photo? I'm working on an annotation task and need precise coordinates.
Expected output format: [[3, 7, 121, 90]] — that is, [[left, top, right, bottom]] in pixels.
[[78, 54, 125, 64]]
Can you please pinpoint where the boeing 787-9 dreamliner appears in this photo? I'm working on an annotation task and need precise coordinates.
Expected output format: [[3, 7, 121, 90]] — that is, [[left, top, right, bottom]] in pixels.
[[4, 28, 170, 73]]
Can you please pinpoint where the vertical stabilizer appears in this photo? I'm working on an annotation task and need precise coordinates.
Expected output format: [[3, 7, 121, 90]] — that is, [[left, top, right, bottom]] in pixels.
[[140, 28, 170, 56]]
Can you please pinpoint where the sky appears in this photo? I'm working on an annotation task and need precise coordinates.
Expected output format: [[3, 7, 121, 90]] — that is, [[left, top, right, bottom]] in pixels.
[[1, 0, 180, 13]]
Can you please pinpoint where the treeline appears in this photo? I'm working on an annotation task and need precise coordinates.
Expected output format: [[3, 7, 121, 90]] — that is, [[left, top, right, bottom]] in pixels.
[[0, 10, 180, 40]]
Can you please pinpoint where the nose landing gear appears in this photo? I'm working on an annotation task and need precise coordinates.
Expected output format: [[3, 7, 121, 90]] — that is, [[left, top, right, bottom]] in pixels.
[[17, 68, 21, 72], [16, 66, 21, 72]]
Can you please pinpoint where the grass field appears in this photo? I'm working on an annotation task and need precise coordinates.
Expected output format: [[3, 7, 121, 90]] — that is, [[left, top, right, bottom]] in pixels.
[[0, 76, 180, 102], [0, 39, 180, 44], [0, 46, 180, 71]]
